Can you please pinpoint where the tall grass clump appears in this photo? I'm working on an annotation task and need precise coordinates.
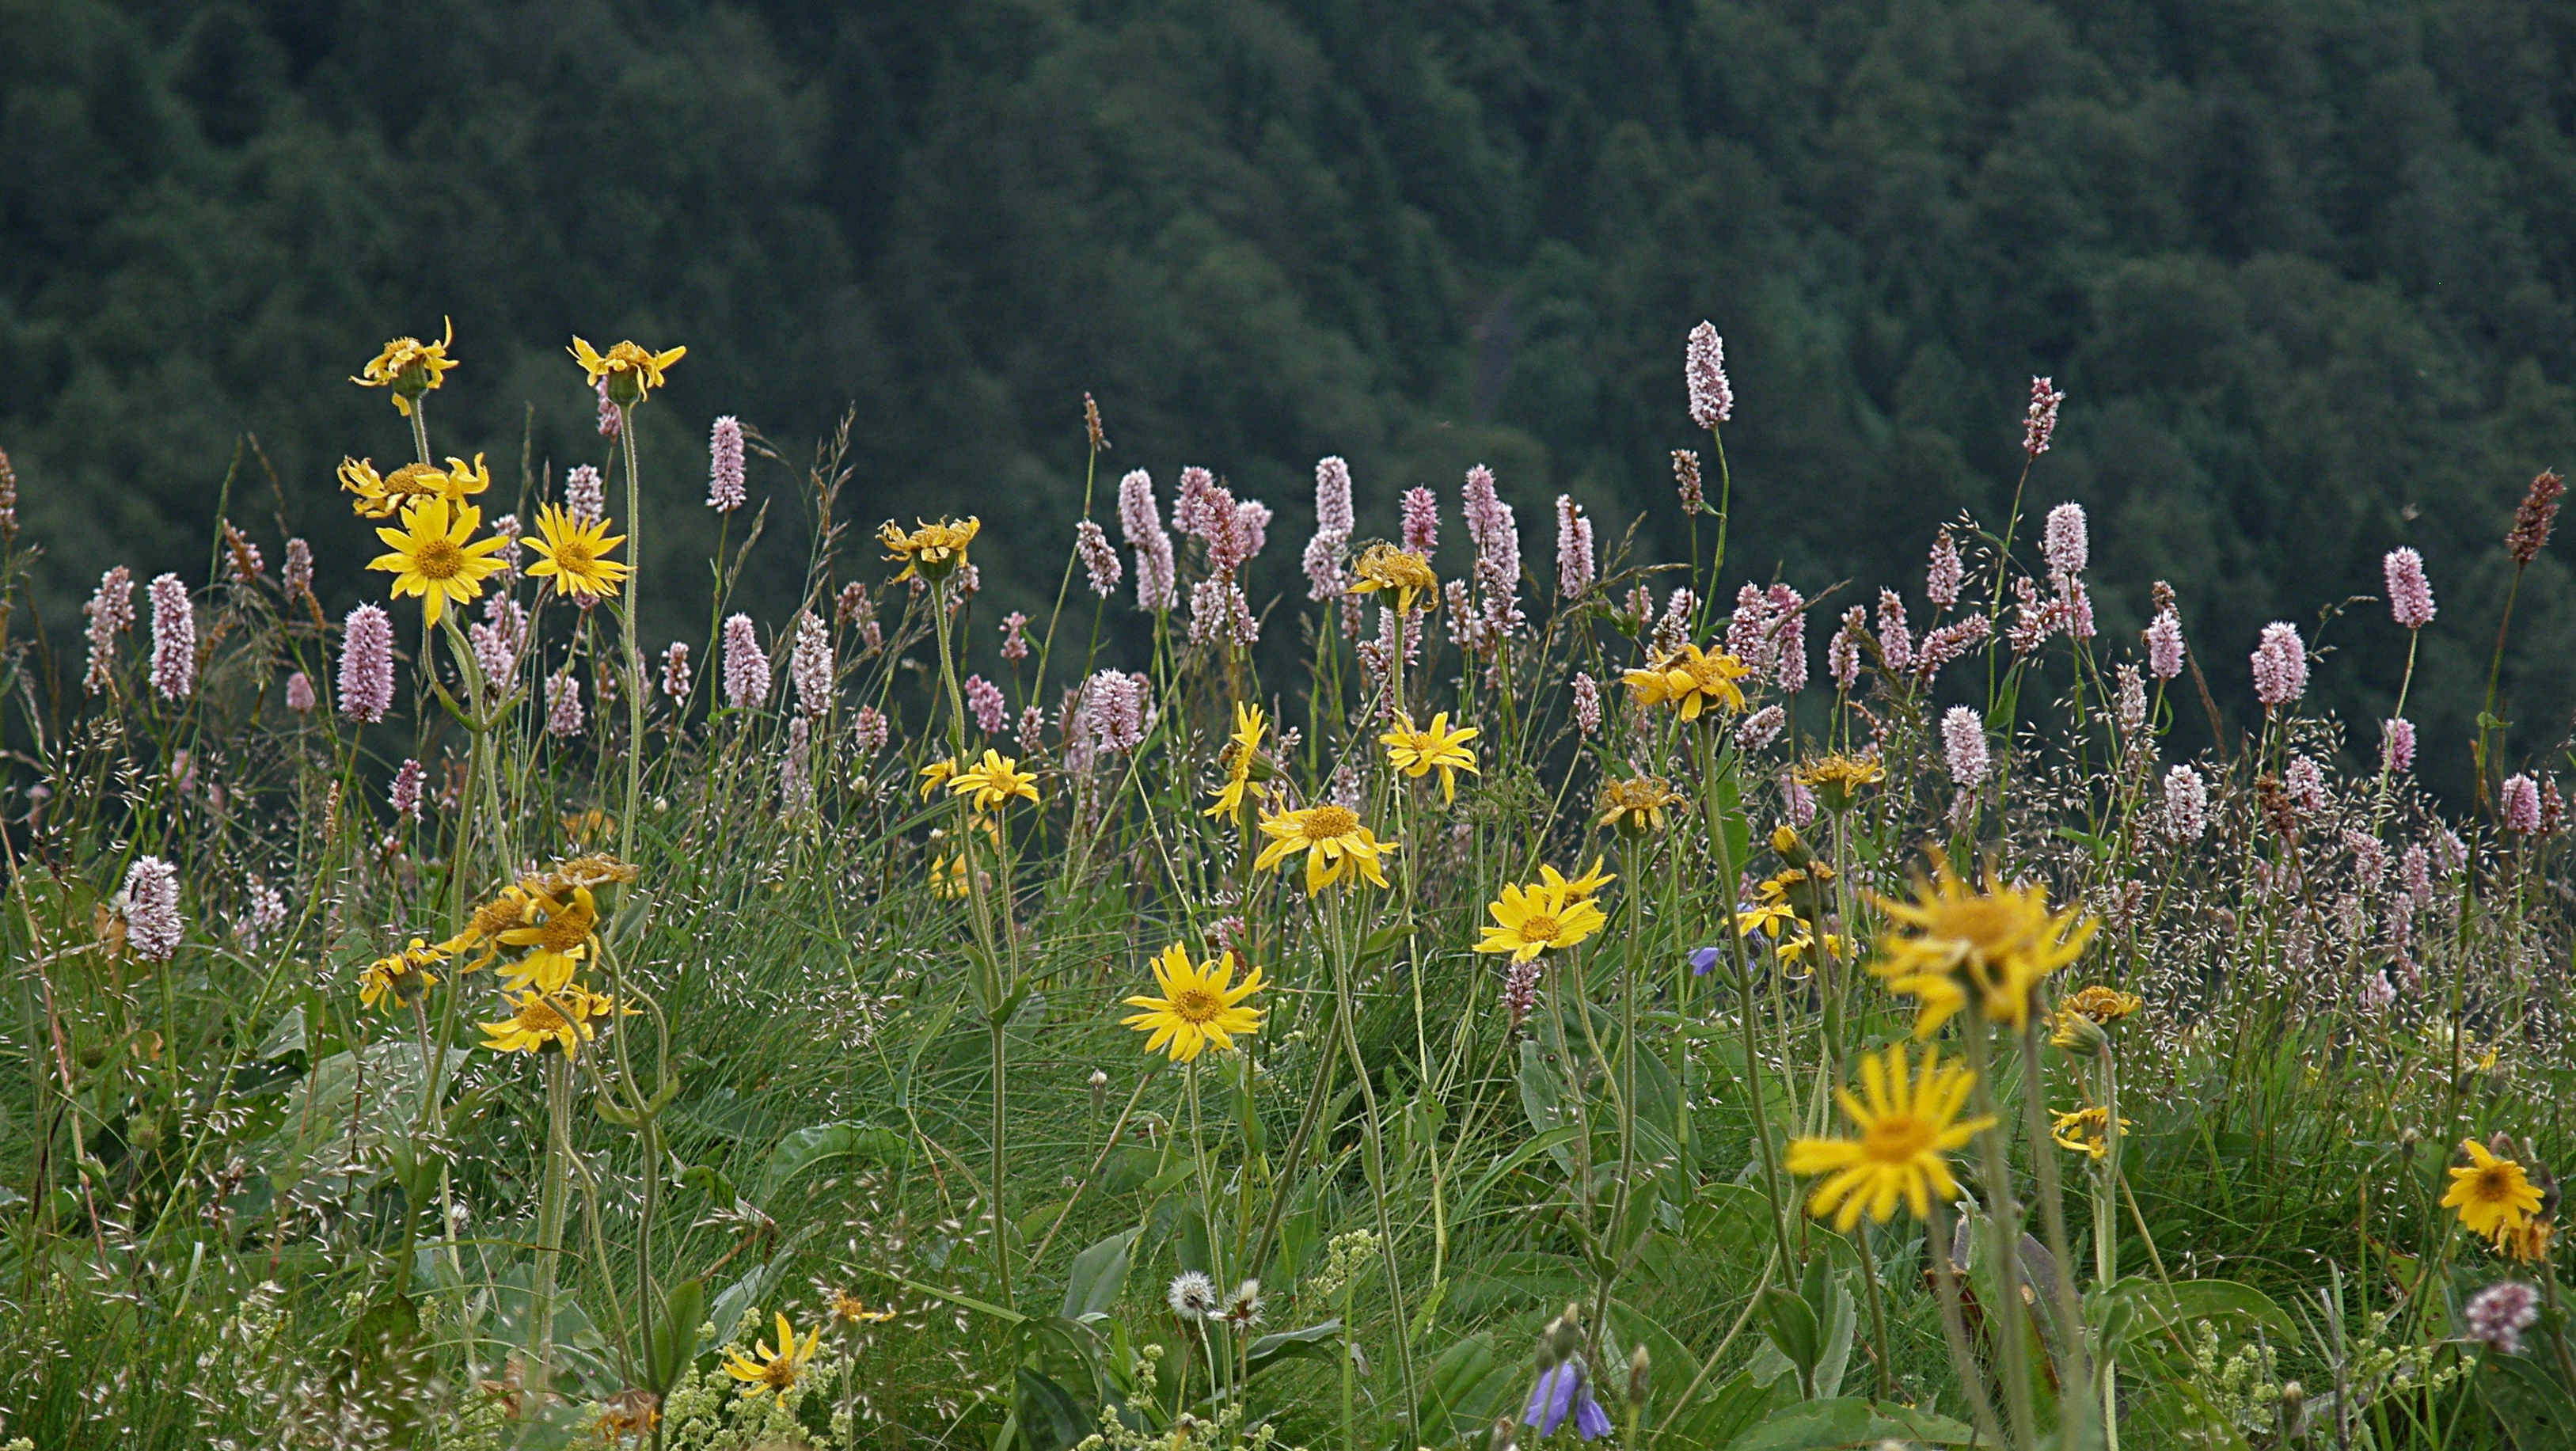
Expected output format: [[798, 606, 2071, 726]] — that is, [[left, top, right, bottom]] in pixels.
[[0, 317, 2571, 1451]]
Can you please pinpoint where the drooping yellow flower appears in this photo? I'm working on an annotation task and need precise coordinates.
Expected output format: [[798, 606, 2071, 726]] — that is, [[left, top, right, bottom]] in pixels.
[[722, 1312, 822, 1398], [351, 319, 458, 414], [829, 1289, 898, 1325], [2049, 1106, 2130, 1160], [1347, 543, 1436, 613], [1381, 712, 1481, 801], [1798, 753, 1886, 811], [570, 336, 686, 405], [2493, 1216, 2557, 1264], [1535, 857, 1616, 905], [879, 517, 980, 582], [1785, 1043, 1997, 1230], [479, 985, 621, 1055], [369, 496, 510, 625], [928, 815, 997, 898], [1255, 803, 1396, 895], [358, 937, 446, 1012], [1598, 775, 1683, 837], [946, 749, 1039, 810], [1121, 944, 1266, 1062], [2060, 985, 2143, 1025], [1476, 878, 1609, 963], [1736, 899, 1799, 940], [2444, 1140, 2545, 1239], [1622, 643, 1750, 720], [1203, 701, 1270, 822], [439, 884, 537, 971], [493, 884, 600, 994], [918, 758, 961, 799], [1869, 856, 2097, 1039], [521, 503, 630, 602], [1775, 931, 1848, 974], [340, 454, 491, 519]]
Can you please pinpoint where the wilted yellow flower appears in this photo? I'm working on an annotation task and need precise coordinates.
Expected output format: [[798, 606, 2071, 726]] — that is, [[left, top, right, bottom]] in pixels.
[[1598, 775, 1682, 837], [340, 454, 491, 519], [570, 336, 686, 405], [880, 517, 980, 582], [440, 884, 536, 971], [1870, 856, 2096, 1039], [1347, 543, 1436, 614], [1736, 899, 1799, 940], [522, 503, 630, 602], [359, 937, 446, 1012], [829, 1290, 897, 1325], [1535, 857, 1616, 904], [1255, 804, 1396, 895], [351, 319, 458, 414], [1775, 931, 1848, 974], [2444, 1139, 2545, 1239], [479, 985, 621, 1055], [2049, 1106, 2129, 1160], [2493, 1216, 2556, 1264], [368, 496, 510, 626], [2061, 985, 2142, 1024], [947, 749, 1038, 810], [1786, 1043, 1996, 1230], [1203, 701, 1270, 823], [1623, 643, 1750, 720], [1798, 753, 1885, 811], [1121, 944, 1266, 1062], [1380, 712, 1480, 801], [918, 758, 960, 799], [722, 1312, 822, 1398]]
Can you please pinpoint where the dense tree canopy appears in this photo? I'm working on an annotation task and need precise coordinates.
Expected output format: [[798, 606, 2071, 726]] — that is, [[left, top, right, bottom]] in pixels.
[[7, 0, 2575, 792]]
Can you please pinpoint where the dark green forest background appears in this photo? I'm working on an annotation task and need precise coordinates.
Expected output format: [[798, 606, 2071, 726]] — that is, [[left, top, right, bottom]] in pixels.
[[9, 0, 2576, 792]]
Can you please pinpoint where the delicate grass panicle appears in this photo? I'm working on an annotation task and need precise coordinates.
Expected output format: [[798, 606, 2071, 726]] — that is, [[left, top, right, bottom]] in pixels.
[[3, 310, 2570, 1451]]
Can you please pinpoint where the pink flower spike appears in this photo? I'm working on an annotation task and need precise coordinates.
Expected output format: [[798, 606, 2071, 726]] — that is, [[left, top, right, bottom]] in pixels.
[[2383, 547, 2436, 630]]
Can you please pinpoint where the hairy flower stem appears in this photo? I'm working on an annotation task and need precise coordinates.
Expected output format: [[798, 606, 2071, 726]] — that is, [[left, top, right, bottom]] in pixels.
[[1332, 890, 1419, 1431], [532, 1052, 574, 1385], [1926, 1197, 2011, 1447], [2473, 560, 2528, 815], [2016, 1020, 2096, 1438], [616, 408, 648, 864], [1961, 1016, 2039, 1451], [1696, 731, 1797, 1274]]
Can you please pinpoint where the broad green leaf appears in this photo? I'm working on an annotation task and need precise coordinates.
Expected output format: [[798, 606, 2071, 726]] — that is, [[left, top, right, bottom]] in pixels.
[[757, 1120, 903, 1203], [1726, 1398, 1978, 1449], [1247, 1320, 1343, 1374], [1012, 1366, 1092, 1451], [1058, 1228, 1138, 1321]]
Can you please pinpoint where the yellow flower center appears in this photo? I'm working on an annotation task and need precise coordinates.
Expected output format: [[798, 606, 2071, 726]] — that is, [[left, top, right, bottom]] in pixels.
[[1301, 805, 1359, 840], [554, 535, 598, 573], [1519, 913, 1563, 944], [761, 1358, 798, 1391], [2472, 1165, 2520, 1202], [412, 535, 465, 580], [1683, 656, 1734, 689], [537, 912, 589, 952], [1860, 1114, 1937, 1164], [471, 897, 522, 937], [1922, 897, 2029, 962], [1169, 986, 1225, 1023], [519, 1001, 570, 1033], [386, 462, 446, 497]]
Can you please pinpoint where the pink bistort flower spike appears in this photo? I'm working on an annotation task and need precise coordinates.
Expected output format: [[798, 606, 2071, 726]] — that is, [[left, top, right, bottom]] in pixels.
[[1685, 321, 1733, 429], [1940, 705, 1989, 788], [722, 613, 770, 710], [708, 415, 747, 512], [121, 857, 181, 963], [2383, 547, 2435, 630], [340, 603, 395, 724], [150, 572, 196, 701]]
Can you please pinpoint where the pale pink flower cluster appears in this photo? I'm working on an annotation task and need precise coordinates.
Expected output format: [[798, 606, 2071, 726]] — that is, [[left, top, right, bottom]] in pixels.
[[1875, 589, 1913, 674], [1685, 321, 1733, 428], [2042, 503, 2088, 579], [1500, 956, 1542, 1031], [121, 857, 182, 963], [853, 705, 890, 755], [1738, 705, 1785, 751], [2467, 1282, 2540, 1354], [1554, 496, 1594, 599], [2023, 376, 2063, 458], [2283, 755, 2327, 815], [285, 670, 317, 712], [2251, 622, 2308, 709], [1941, 707, 1989, 788], [1305, 456, 1354, 601], [489, 515, 522, 579], [965, 674, 1009, 735], [722, 614, 770, 710], [2162, 765, 2208, 841], [2382, 717, 2415, 773], [1076, 670, 1153, 752], [1000, 611, 1032, 663], [390, 758, 425, 822], [1571, 672, 1601, 736], [1077, 520, 1123, 598], [781, 717, 815, 814], [1461, 466, 1522, 656], [83, 566, 134, 694], [596, 378, 621, 437], [2382, 547, 2435, 629], [1926, 531, 1962, 609], [1829, 608, 1864, 691], [565, 465, 606, 526], [340, 603, 395, 723], [1400, 487, 1439, 556], [1651, 588, 1696, 659], [237, 878, 287, 952], [708, 416, 747, 512], [837, 581, 881, 653], [2501, 773, 2543, 834], [1781, 769, 1817, 828], [471, 594, 527, 684], [1727, 583, 1807, 689], [791, 613, 833, 716], [150, 573, 195, 701], [545, 674, 585, 737], [283, 538, 314, 604], [661, 642, 692, 703], [1672, 449, 1704, 515], [2145, 609, 2185, 680], [2115, 663, 2146, 734], [1911, 616, 1989, 682], [1118, 470, 1178, 612]]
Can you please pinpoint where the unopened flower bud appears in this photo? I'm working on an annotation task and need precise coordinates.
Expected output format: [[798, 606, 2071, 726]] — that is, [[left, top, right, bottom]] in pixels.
[[1627, 1344, 1651, 1407], [1488, 1416, 1520, 1451], [2049, 1008, 2111, 1057], [1546, 1303, 1585, 1362], [1089, 1069, 1109, 1111]]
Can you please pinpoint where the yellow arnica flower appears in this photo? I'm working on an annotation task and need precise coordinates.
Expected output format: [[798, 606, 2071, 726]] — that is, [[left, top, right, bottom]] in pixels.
[[370, 496, 509, 626], [1785, 1043, 1997, 1230], [351, 318, 458, 414], [439, 884, 536, 972], [1870, 856, 2097, 1039], [2493, 1216, 2556, 1264], [2049, 1106, 2130, 1160], [1598, 775, 1683, 838], [479, 985, 621, 1055], [1537, 857, 1616, 902], [522, 503, 630, 602], [1736, 898, 1799, 940], [2444, 1139, 2545, 1238], [1381, 712, 1480, 801], [947, 749, 1039, 810], [1255, 803, 1396, 895], [2060, 985, 2142, 1024], [723, 1312, 822, 1398], [1776, 931, 1847, 974], [1798, 753, 1885, 811], [570, 337, 686, 405], [830, 1289, 898, 1325], [918, 758, 960, 799], [493, 884, 600, 995], [1122, 944, 1266, 1062], [340, 454, 491, 519], [880, 517, 980, 582], [359, 937, 446, 1012], [1622, 643, 1750, 720], [1347, 543, 1436, 613], [1476, 876, 1610, 963], [1204, 701, 1269, 823]]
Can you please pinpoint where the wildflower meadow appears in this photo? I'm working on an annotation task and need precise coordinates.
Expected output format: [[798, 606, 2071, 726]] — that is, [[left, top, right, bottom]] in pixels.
[[5, 319, 2576, 1451]]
